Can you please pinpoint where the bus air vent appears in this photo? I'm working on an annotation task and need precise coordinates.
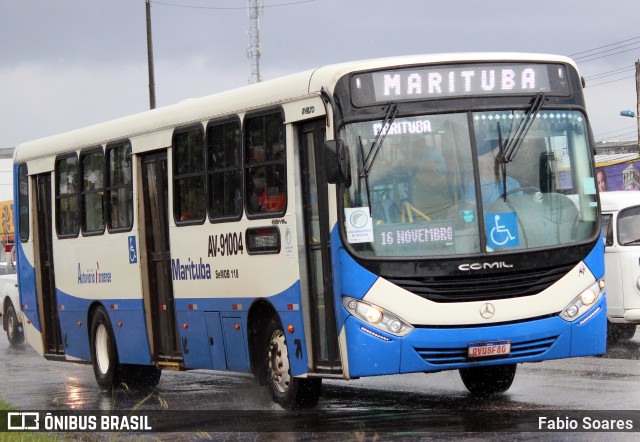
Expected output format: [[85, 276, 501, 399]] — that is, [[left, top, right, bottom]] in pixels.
[[386, 264, 575, 302]]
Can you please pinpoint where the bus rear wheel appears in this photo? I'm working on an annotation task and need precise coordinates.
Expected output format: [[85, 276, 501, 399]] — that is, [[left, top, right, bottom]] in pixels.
[[265, 318, 321, 409], [459, 364, 517, 397], [5, 303, 24, 346], [90, 307, 122, 391]]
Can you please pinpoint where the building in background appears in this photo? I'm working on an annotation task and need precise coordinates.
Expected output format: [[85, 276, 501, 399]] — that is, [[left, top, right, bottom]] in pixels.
[[595, 153, 640, 192], [0, 147, 15, 262], [0, 148, 13, 201]]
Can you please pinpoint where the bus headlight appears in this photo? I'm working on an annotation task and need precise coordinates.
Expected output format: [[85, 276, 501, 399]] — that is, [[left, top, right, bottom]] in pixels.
[[363, 305, 383, 323], [560, 280, 605, 322], [343, 297, 414, 337], [580, 288, 596, 306]]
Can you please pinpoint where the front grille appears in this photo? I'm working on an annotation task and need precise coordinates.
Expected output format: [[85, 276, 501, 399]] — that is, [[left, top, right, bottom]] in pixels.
[[386, 263, 575, 303], [415, 336, 558, 365]]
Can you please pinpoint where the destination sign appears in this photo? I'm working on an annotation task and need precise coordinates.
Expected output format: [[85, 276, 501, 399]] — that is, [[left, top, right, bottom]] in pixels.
[[351, 63, 570, 106]]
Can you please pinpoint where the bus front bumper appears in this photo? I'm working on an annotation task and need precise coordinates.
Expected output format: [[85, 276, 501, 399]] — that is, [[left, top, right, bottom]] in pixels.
[[343, 295, 607, 377]]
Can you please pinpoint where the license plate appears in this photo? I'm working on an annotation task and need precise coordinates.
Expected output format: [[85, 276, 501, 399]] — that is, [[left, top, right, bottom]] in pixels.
[[468, 340, 511, 358]]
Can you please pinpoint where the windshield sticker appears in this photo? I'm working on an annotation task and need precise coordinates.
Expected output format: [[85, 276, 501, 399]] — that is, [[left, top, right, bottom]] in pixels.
[[485, 212, 519, 250], [461, 210, 476, 223], [345, 207, 374, 243]]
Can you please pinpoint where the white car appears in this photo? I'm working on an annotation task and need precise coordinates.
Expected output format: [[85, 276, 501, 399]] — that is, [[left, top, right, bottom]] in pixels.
[[600, 191, 640, 343], [0, 262, 23, 346]]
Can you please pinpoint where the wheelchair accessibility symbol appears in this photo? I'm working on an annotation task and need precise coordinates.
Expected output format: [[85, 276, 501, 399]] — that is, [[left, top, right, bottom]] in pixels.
[[485, 212, 519, 249], [128, 235, 138, 264]]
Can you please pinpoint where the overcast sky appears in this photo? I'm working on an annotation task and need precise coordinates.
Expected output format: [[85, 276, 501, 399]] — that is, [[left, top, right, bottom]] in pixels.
[[2, 0, 640, 148]]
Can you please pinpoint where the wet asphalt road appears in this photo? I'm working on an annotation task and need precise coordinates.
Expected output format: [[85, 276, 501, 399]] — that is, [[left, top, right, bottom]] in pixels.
[[1, 330, 639, 440]]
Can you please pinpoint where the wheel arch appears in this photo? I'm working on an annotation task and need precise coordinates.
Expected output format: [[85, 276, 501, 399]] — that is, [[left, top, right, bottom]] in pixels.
[[247, 298, 280, 380]]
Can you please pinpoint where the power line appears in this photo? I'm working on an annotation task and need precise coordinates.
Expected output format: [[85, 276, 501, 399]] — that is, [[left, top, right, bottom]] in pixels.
[[574, 45, 640, 63], [586, 66, 634, 81], [587, 74, 635, 88], [568, 34, 640, 66], [569, 36, 640, 90], [595, 131, 637, 142], [596, 125, 637, 137], [150, 0, 314, 10], [570, 35, 640, 58]]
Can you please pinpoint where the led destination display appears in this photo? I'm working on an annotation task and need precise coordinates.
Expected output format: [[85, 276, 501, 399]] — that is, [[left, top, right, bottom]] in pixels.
[[351, 63, 570, 105]]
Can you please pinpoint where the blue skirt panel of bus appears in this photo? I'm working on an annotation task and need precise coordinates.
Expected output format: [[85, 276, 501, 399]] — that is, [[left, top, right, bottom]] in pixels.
[[329, 226, 378, 330], [174, 281, 309, 376], [55, 290, 152, 365], [15, 241, 152, 365], [344, 295, 607, 377], [15, 242, 40, 331]]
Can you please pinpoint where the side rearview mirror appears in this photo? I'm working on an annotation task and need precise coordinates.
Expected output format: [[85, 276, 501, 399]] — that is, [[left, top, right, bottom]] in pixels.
[[324, 140, 351, 185]]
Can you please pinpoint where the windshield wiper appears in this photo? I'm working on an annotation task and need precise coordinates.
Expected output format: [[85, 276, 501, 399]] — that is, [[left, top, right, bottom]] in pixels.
[[622, 238, 640, 246], [361, 103, 399, 178], [502, 92, 546, 164], [357, 103, 399, 208], [496, 92, 546, 201]]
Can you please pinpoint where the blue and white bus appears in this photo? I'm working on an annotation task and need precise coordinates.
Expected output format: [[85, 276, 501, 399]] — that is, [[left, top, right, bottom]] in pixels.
[[14, 53, 606, 409]]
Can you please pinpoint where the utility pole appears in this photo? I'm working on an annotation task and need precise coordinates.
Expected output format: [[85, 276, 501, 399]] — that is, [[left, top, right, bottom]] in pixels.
[[247, 0, 263, 84], [146, 0, 157, 109], [636, 60, 640, 152]]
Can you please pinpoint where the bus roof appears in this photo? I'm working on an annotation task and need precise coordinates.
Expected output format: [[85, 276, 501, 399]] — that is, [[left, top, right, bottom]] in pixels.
[[14, 52, 577, 163], [600, 191, 640, 212]]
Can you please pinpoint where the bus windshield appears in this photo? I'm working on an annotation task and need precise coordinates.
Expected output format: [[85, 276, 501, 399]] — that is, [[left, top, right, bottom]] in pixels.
[[341, 110, 598, 258]]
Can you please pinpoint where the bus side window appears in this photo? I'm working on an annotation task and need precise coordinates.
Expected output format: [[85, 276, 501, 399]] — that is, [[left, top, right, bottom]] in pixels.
[[244, 110, 286, 216], [601, 213, 613, 246], [80, 148, 105, 235], [106, 142, 133, 231], [207, 118, 242, 220], [173, 126, 206, 224], [55, 153, 80, 237]]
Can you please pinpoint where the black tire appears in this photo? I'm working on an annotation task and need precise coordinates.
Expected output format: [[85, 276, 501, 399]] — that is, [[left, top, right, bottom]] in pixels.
[[121, 364, 162, 389], [459, 364, 517, 397], [607, 322, 637, 344], [5, 303, 24, 346], [264, 317, 321, 409], [90, 307, 122, 391]]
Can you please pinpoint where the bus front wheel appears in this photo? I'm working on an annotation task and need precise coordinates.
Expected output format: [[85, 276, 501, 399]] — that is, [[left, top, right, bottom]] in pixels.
[[607, 322, 637, 344], [90, 307, 122, 391], [265, 318, 321, 409], [459, 364, 517, 397]]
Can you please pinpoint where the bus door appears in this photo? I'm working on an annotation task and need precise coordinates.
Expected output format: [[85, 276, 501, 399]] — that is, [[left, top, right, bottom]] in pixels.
[[34, 173, 63, 355], [298, 120, 341, 374], [140, 151, 181, 361]]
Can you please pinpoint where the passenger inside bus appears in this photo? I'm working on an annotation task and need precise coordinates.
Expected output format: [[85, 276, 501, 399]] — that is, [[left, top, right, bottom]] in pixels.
[[465, 139, 521, 208], [249, 172, 266, 213], [406, 140, 453, 220], [249, 168, 286, 213], [372, 136, 458, 223]]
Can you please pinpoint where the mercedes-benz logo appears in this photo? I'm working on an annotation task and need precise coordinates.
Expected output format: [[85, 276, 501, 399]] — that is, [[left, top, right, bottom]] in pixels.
[[479, 303, 495, 319]]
